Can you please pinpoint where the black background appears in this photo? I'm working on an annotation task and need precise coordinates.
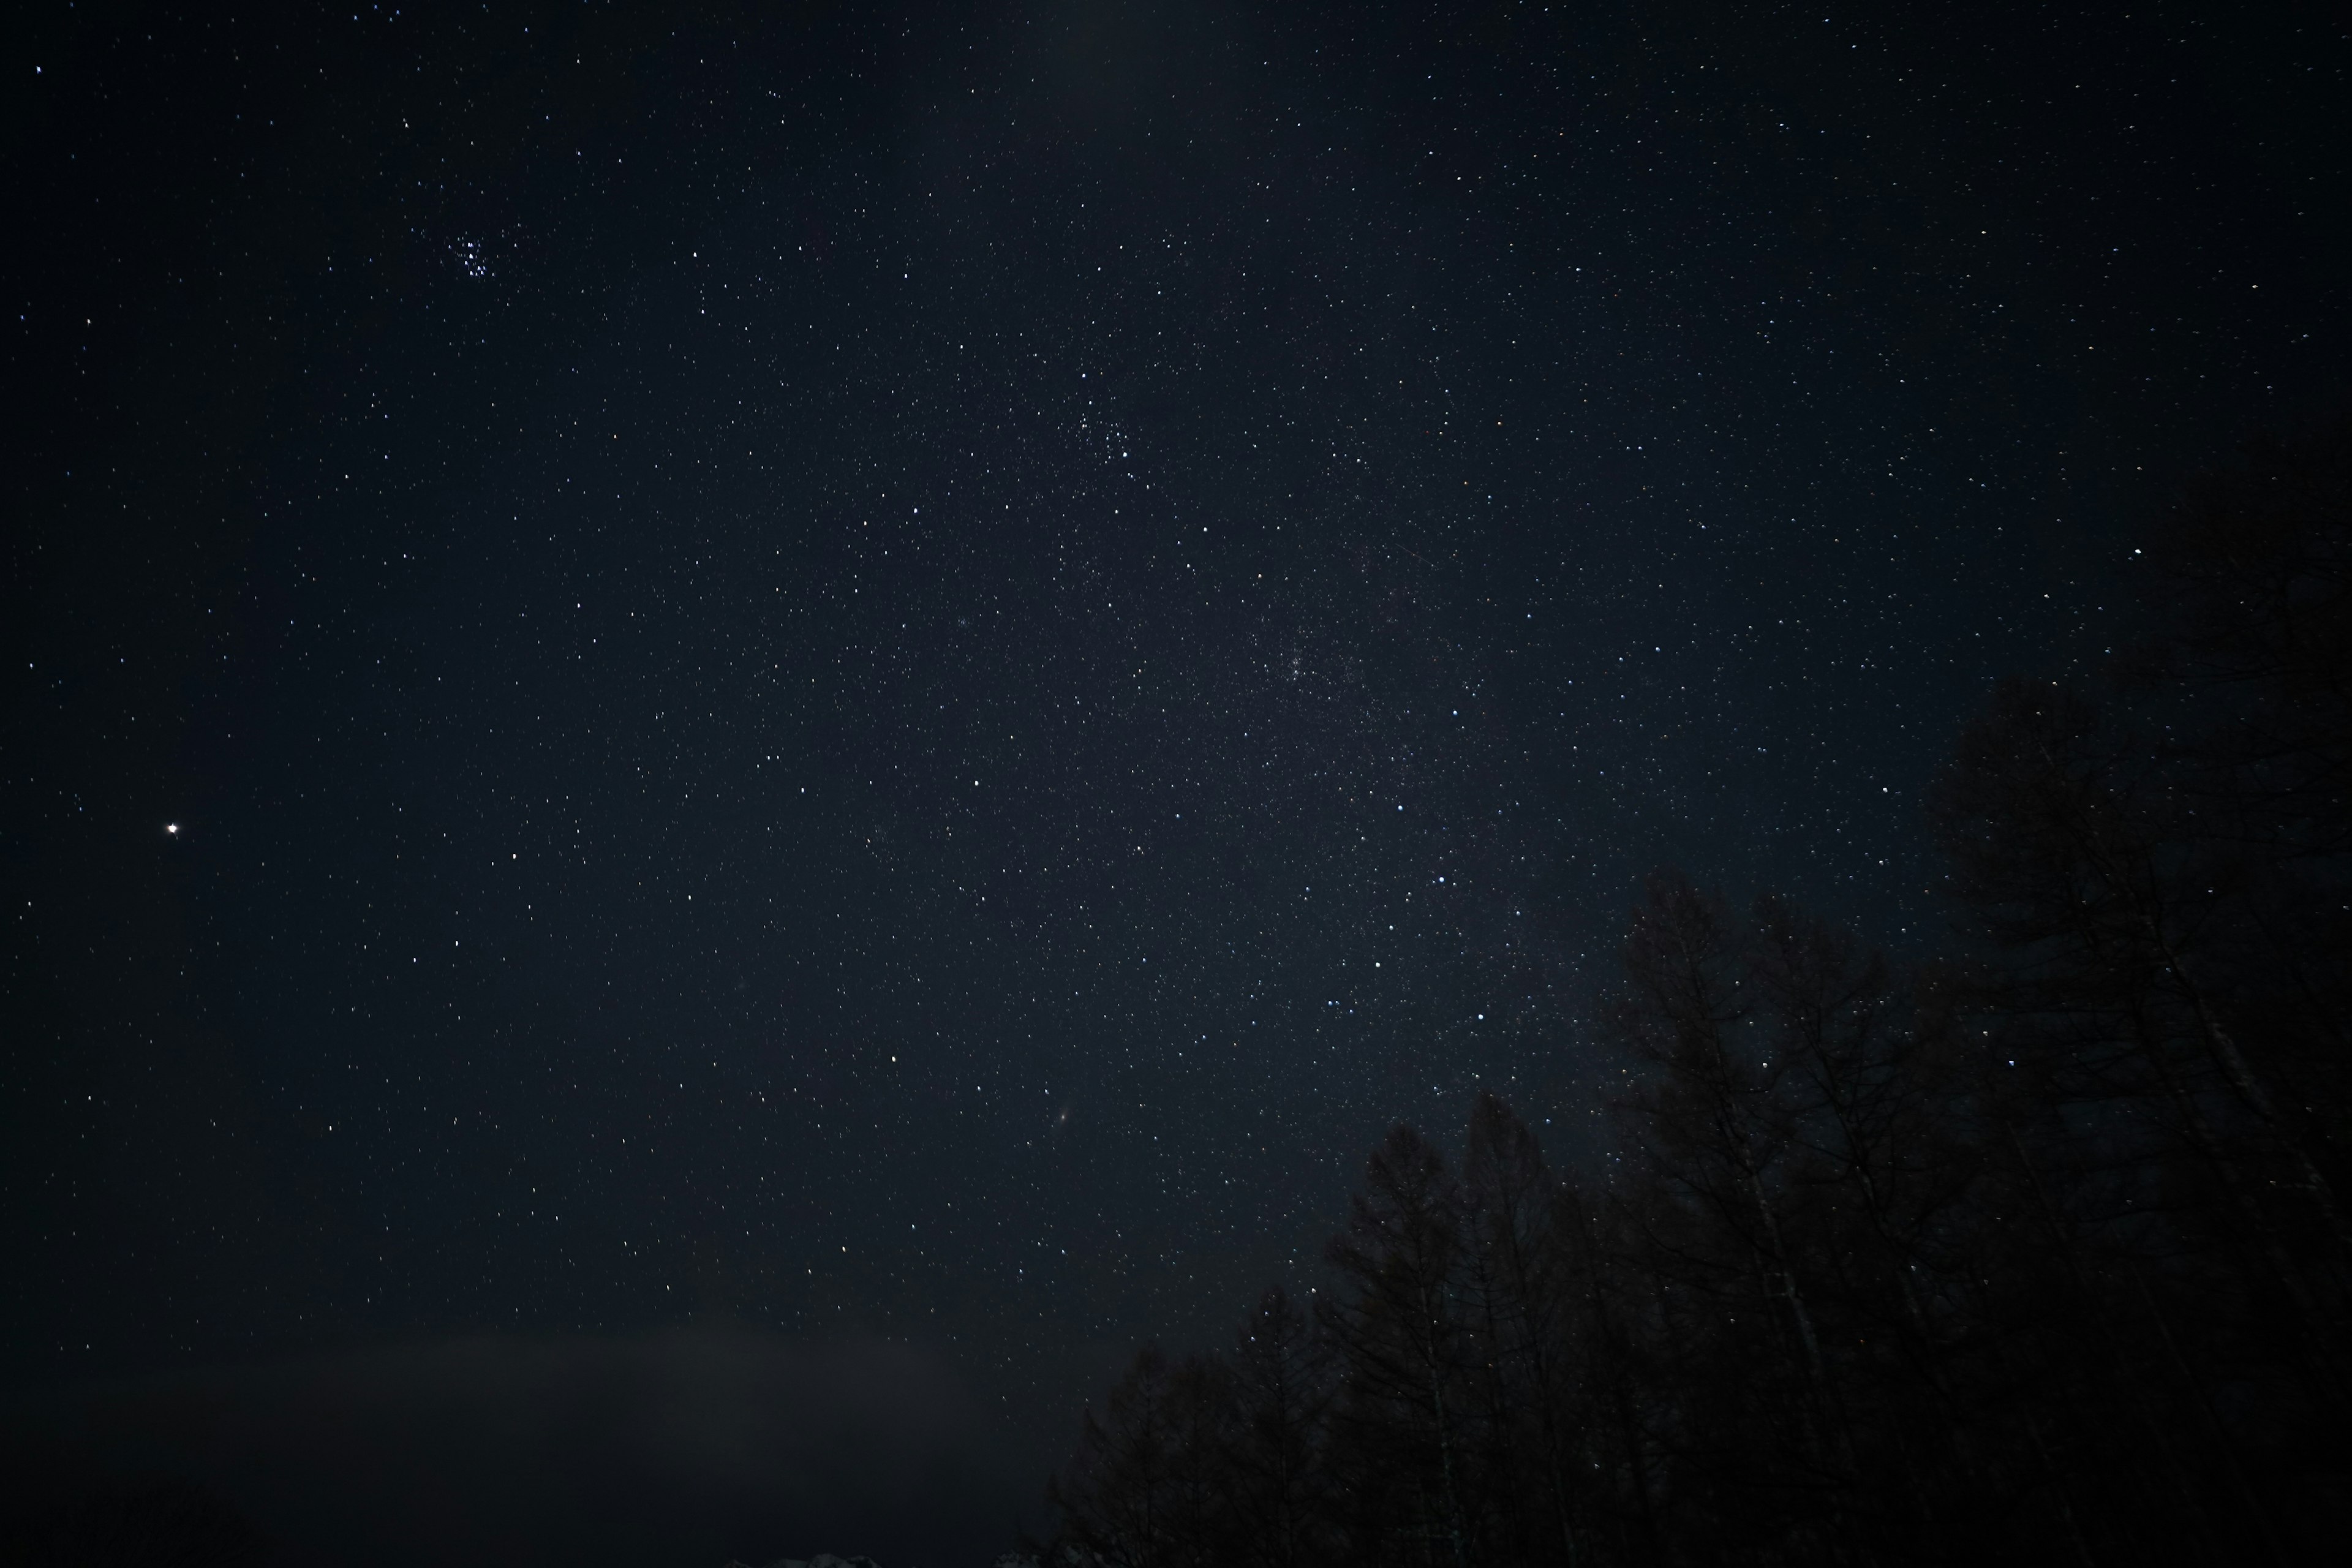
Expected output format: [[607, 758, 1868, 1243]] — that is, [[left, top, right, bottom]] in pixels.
[[5, 2, 2345, 1562]]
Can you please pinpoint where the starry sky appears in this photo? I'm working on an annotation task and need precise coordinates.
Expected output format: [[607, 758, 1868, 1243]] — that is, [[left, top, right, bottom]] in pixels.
[[5, 2, 2346, 1563]]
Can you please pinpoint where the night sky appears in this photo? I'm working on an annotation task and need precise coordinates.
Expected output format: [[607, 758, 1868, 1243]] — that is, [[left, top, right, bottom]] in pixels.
[[6, 2, 2345, 1563]]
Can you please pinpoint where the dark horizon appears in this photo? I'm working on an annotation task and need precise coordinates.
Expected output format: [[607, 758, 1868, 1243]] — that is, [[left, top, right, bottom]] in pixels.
[[6, 2, 2345, 1563]]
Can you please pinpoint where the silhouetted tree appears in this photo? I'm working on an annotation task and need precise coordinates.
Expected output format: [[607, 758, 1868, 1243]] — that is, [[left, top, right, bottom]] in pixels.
[[1225, 1286, 1335, 1568], [1050, 423, 2352, 1568], [1321, 1124, 1472, 1568], [1463, 1090, 1580, 1568], [1053, 1344, 1179, 1567], [1606, 872, 1868, 1560]]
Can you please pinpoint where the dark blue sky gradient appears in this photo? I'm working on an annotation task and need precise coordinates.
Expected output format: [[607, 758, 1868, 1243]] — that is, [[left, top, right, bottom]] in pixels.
[[6, 2, 2344, 1561]]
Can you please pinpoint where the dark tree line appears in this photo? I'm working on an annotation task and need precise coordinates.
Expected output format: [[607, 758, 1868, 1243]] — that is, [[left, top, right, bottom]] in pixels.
[[1048, 424, 2351, 1566]]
